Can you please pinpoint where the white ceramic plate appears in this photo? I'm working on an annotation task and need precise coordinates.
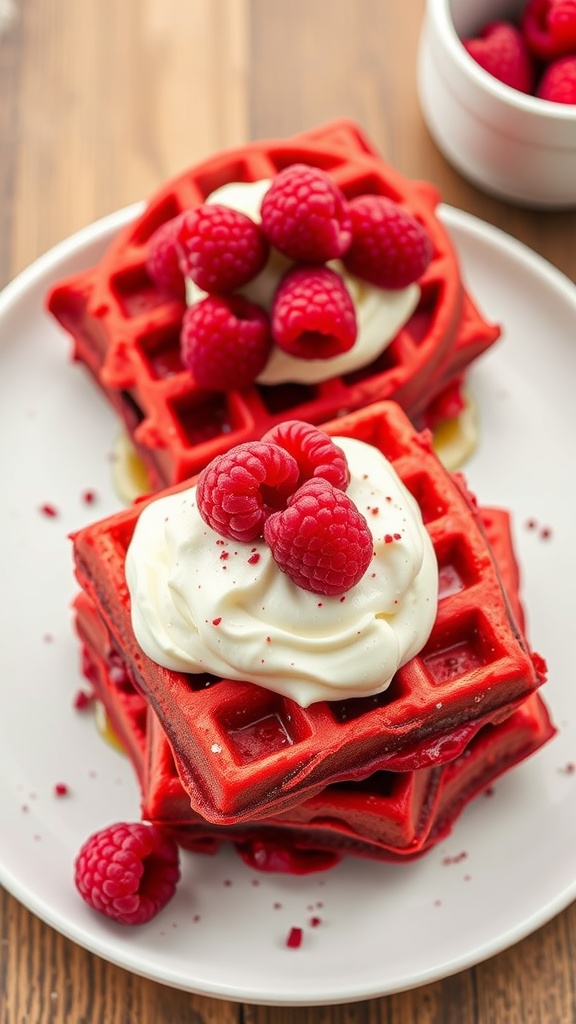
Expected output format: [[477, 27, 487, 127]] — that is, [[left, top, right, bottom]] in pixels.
[[1, 205, 575, 1006]]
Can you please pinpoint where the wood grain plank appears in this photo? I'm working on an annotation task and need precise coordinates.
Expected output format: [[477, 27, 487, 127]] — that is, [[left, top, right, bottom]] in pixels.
[[0, 2, 21, 289], [0, 889, 241, 1024], [8, 0, 249, 282], [248, 0, 575, 283]]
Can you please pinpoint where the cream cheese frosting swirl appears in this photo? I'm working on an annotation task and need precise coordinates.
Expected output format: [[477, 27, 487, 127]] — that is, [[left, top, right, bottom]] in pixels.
[[126, 437, 438, 707], [186, 180, 420, 386]]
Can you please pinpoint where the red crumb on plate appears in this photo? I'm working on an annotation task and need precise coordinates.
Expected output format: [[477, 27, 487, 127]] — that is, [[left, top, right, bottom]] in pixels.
[[39, 503, 58, 518], [286, 926, 303, 949], [442, 851, 468, 865], [73, 689, 94, 710]]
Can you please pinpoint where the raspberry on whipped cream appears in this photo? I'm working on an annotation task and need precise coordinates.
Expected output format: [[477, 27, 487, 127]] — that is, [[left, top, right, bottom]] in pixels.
[[125, 435, 438, 707], [186, 179, 421, 387]]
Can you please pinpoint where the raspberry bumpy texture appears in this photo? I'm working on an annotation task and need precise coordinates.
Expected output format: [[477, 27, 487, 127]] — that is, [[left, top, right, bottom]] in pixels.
[[175, 203, 269, 293], [264, 477, 373, 596], [74, 821, 180, 924], [271, 266, 357, 360], [195, 422, 365, 594], [180, 294, 272, 391], [260, 162, 352, 263]]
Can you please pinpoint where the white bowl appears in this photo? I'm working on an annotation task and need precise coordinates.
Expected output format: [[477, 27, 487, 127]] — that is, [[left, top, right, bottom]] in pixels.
[[417, 0, 576, 208]]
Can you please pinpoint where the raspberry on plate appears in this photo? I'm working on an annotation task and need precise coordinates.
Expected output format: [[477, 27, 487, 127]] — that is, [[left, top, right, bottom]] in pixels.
[[175, 203, 269, 293], [180, 294, 272, 391], [462, 21, 535, 94], [264, 476, 373, 596], [74, 822, 180, 925], [271, 266, 357, 360], [343, 195, 433, 290], [260, 163, 351, 263], [537, 54, 576, 102]]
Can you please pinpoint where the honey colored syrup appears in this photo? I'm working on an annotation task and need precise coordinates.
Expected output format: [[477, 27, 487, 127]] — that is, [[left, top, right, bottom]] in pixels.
[[110, 393, 478, 511], [111, 430, 151, 504], [94, 700, 126, 754], [431, 391, 478, 471]]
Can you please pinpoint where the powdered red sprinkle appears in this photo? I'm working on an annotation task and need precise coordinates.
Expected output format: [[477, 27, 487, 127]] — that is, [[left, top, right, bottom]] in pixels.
[[286, 926, 303, 949], [39, 503, 58, 518], [442, 851, 468, 865], [81, 489, 97, 505], [180, 294, 272, 391], [54, 783, 69, 797], [175, 203, 269, 293], [271, 265, 357, 360], [343, 195, 433, 290], [212, 617, 222, 626], [260, 163, 351, 263]]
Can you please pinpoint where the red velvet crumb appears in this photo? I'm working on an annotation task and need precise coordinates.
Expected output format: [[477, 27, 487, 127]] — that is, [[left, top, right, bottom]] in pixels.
[[442, 851, 468, 865], [286, 926, 303, 949], [73, 690, 94, 710], [54, 783, 69, 797], [39, 503, 58, 518]]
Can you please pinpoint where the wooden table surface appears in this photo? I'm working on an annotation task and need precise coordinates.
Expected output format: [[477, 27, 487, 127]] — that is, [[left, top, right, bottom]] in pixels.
[[1, 1, 575, 1021]]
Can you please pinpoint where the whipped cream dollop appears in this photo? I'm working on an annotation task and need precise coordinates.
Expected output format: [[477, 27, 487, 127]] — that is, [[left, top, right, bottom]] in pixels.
[[126, 437, 438, 707], [186, 180, 420, 386]]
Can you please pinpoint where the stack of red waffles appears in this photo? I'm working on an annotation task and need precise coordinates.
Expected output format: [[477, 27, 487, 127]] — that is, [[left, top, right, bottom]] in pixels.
[[47, 120, 500, 491], [72, 402, 552, 873]]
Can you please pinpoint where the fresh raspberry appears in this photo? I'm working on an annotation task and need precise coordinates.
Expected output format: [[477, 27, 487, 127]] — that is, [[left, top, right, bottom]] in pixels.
[[74, 822, 180, 925], [260, 163, 351, 263], [342, 195, 433, 290], [537, 54, 576, 102], [549, 0, 576, 52], [181, 295, 272, 391], [271, 266, 357, 360], [196, 440, 300, 542], [522, 0, 576, 59], [262, 420, 350, 490], [146, 216, 186, 300], [264, 477, 373, 596], [175, 203, 269, 293], [463, 21, 535, 93]]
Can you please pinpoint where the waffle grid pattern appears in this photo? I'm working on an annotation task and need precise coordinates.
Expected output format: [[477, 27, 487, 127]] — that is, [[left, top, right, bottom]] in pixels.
[[73, 402, 546, 824], [73, 575, 553, 866], [48, 120, 499, 489]]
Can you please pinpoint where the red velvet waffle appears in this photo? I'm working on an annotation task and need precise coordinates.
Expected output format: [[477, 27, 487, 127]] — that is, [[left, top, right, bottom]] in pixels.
[[48, 119, 499, 490], [72, 498, 554, 869], [72, 401, 546, 824]]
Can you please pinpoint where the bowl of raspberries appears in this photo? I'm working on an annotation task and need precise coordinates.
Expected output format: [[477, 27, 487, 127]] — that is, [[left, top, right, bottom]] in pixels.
[[418, 0, 576, 207]]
